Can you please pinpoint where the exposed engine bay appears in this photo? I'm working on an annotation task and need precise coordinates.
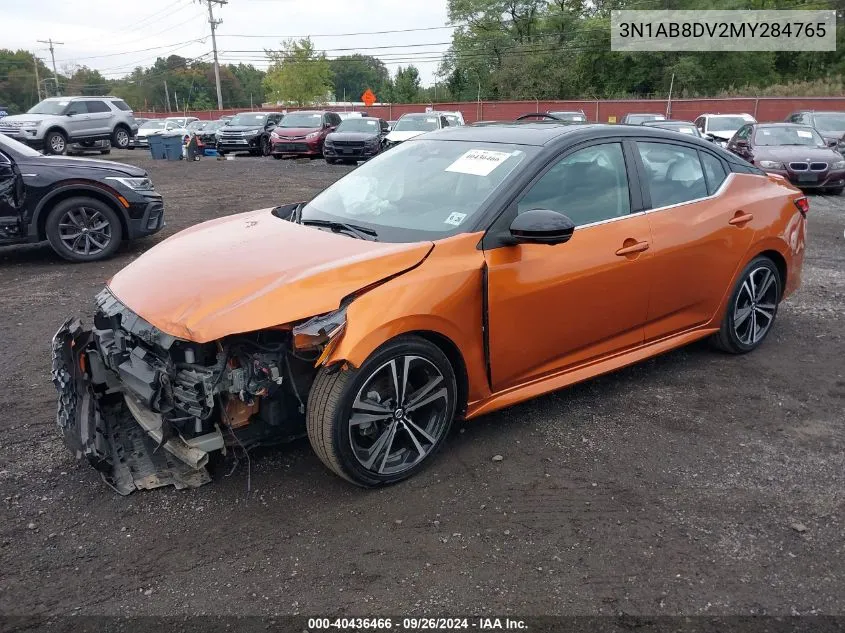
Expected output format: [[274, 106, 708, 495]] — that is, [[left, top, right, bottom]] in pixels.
[[51, 288, 343, 494]]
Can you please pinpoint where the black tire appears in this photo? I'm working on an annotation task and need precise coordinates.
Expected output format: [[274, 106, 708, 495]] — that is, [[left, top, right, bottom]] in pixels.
[[307, 335, 457, 487], [44, 129, 67, 155], [711, 256, 781, 354], [826, 186, 844, 195], [272, 154, 284, 160], [99, 149, 110, 155], [260, 135, 271, 156], [325, 158, 337, 165], [111, 125, 131, 149], [45, 196, 123, 262]]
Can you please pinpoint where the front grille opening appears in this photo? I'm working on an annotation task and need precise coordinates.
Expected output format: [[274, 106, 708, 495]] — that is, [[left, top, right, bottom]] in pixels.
[[789, 162, 809, 171]]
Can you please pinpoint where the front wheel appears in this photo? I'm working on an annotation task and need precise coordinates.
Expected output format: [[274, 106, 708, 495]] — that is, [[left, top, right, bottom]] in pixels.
[[260, 136, 271, 156], [45, 197, 123, 262], [325, 158, 337, 165], [711, 256, 781, 354], [307, 335, 457, 487], [45, 130, 67, 155]]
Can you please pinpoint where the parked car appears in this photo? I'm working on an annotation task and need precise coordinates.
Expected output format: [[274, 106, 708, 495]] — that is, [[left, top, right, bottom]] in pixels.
[[187, 120, 208, 133], [0, 96, 138, 154], [197, 120, 227, 146], [270, 110, 342, 158], [384, 113, 449, 148], [0, 133, 164, 262], [337, 112, 365, 120], [641, 119, 703, 137], [621, 113, 665, 125], [68, 139, 112, 155], [134, 117, 150, 127], [441, 111, 466, 126], [785, 110, 845, 154], [726, 122, 845, 194], [130, 119, 186, 150], [51, 123, 806, 494], [165, 116, 199, 128], [324, 117, 390, 164], [547, 110, 587, 123], [216, 111, 284, 156], [694, 113, 756, 146]]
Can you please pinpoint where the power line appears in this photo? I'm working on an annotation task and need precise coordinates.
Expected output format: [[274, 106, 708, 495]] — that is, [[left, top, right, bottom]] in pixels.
[[203, 0, 227, 109], [216, 24, 462, 39], [37, 38, 63, 96]]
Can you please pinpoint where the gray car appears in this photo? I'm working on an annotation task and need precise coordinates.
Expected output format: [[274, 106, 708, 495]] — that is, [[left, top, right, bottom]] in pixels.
[[0, 96, 138, 155]]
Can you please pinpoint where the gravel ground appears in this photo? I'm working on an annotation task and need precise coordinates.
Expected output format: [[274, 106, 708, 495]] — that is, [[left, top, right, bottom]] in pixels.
[[0, 149, 842, 618]]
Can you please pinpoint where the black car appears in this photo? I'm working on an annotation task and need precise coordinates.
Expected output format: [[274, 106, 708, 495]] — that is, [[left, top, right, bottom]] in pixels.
[[785, 110, 845, 155], [0, 133, 164, 262], [621, 113, 666, 125], [216, 111, 285, 156], [323, 117, 389, 164]]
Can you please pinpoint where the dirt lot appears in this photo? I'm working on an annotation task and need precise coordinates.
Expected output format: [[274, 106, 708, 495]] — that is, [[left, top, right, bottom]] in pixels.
[[0, 149, 843, 619]]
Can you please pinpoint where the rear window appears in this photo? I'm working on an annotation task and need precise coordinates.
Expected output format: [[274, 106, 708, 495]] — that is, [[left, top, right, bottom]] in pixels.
[[110, 100, 132, 111]]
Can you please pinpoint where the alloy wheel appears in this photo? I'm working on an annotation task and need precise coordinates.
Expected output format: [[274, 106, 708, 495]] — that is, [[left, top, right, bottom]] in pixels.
[[348, 355, 450, 476], [115, 129, 129, 148], [733, 266, 778, 345], [57, 206, 112, 257], [50, 134, 65, 154]]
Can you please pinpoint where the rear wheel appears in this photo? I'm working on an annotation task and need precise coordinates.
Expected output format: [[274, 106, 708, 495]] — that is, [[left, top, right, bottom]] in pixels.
[[111, 126, 131, 149], [325, 158, 337, 165], [260, 136, 271, 156], [711, 256, 781, 354], [45, 129, 67, 155], [307, 335, 457, 487], [45, 197, 123, 262]]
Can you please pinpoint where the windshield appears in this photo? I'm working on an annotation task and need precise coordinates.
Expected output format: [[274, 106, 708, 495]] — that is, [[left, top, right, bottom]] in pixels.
[[27, 100, 70, 115], [0, 132, 42, 157], [205, 121, 225, 131], [336, 118, 380, 133], [550, 112, 586, 122], [709, 116, 749, 132], [393, 115, 440, 132], [813, 113, 845, 132], [627, 114, 664, 124], [140, 120, 166, 130], [653, 122, 699, 135], [229, 113, 267, 127], [301, 139, 533, 242], [445, 115, 462, 125], [188, 121, 207, 131], [754, 126, 823, 146], [280, 112, 323, 128]]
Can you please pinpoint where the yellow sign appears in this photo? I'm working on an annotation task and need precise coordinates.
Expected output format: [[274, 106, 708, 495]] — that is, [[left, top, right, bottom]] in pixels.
[[608, 115, 617, 123]]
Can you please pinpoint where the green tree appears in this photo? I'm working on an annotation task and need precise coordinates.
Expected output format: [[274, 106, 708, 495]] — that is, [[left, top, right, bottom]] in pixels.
[[392, 65, 422, 103], [66, 66, 108, 96], [0, 50, 59, 112], [264, 38, 333, 106], [228, 63, 266, 107], [329, 54, 390, 102]]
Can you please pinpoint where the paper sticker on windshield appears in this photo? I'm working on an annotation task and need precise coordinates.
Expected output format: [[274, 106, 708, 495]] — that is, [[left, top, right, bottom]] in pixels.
[[796, 130, 813, 138], [446, 149, 512, 176], [444, 212, 467, 226]]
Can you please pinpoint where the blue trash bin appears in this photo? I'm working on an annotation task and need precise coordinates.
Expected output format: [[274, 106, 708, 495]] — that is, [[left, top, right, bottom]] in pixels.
[[161, 133, 184, 161], [147, 134, 166, 159]]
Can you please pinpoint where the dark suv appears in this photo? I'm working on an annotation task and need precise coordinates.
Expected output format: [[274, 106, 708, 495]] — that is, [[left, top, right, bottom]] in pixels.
[[215, 111, 285, 156], [785, 111, 845, 155], [0, 133, 164, 262]]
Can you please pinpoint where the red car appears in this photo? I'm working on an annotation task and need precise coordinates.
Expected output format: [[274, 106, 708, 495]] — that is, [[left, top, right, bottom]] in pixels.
[[270, 110, 342, 158]]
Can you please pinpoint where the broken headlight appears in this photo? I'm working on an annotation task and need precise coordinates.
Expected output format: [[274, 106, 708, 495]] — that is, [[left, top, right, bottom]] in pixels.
[[291, 307, 347, 365]]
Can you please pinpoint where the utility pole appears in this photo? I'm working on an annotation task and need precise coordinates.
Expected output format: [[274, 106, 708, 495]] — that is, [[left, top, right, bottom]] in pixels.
[[37, 38, 63, 96], [33, 53, 41, 100], [164, 80, 171, 112], [203, 0, 227, 110]]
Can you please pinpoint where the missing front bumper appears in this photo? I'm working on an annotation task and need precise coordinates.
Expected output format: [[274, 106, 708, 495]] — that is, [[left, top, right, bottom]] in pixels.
[[50, 318, 212, 495]]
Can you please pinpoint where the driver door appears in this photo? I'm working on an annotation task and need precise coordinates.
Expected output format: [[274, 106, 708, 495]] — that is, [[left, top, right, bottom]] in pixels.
[[63, 101, 91, 139], [484, 141, 652, 391]]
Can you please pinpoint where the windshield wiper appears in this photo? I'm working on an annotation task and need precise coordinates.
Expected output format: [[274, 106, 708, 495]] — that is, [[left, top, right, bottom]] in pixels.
[[301, 219, 378, 241]]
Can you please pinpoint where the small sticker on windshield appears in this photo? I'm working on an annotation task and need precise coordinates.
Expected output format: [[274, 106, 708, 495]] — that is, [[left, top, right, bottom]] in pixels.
[[796, 130, 813, 138], [680, 127, 694, 134], [444, 212, 467, 226], [446, 149, 512, 176]]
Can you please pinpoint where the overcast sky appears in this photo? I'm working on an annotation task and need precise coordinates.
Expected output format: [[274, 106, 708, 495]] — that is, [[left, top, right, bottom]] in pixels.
[[3, 0, 453, 91]]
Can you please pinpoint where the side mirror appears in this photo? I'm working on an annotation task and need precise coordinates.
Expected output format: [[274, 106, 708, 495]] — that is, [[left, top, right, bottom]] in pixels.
[[827, 139, 838, 148], [509, 209, 575, 245]]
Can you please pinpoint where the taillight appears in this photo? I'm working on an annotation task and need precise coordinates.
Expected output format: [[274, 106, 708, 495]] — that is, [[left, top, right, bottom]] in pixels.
[[794, 196, 809, 217]]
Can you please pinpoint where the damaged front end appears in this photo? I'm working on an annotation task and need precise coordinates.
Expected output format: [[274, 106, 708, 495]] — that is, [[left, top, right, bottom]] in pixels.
[[51, 288, 342, 495]]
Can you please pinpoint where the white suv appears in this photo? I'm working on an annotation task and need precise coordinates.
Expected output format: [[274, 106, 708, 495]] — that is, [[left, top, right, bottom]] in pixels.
[[0, 96, 138, 154], [694, 113, 756, 147]]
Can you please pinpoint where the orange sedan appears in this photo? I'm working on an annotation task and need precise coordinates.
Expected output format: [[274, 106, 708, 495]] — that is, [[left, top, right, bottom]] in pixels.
[[52, 124, 807, 493]]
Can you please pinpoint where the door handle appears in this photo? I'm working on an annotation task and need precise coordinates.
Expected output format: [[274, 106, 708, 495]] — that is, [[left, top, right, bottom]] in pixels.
[[729, 212, 754, 226], [615, 240, 650, 256]]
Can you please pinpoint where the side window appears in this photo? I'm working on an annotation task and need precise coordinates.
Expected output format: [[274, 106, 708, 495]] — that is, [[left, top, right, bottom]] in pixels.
[[637, 142, 708, 208], [700, 152, 727, 195], [517, 143, 631, 227], [65, 101, 88, 115], [86, 101, 110, 113], [694, 117, 705, 132], [111, 100, 131, 111], [735, 125, 751, 140]]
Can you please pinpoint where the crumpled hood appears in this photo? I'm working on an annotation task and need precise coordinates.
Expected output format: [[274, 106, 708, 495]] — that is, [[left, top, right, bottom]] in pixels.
[[386, 130, 426, 143], [107, 208, 433, 343], [709, 130, 737, 141]]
